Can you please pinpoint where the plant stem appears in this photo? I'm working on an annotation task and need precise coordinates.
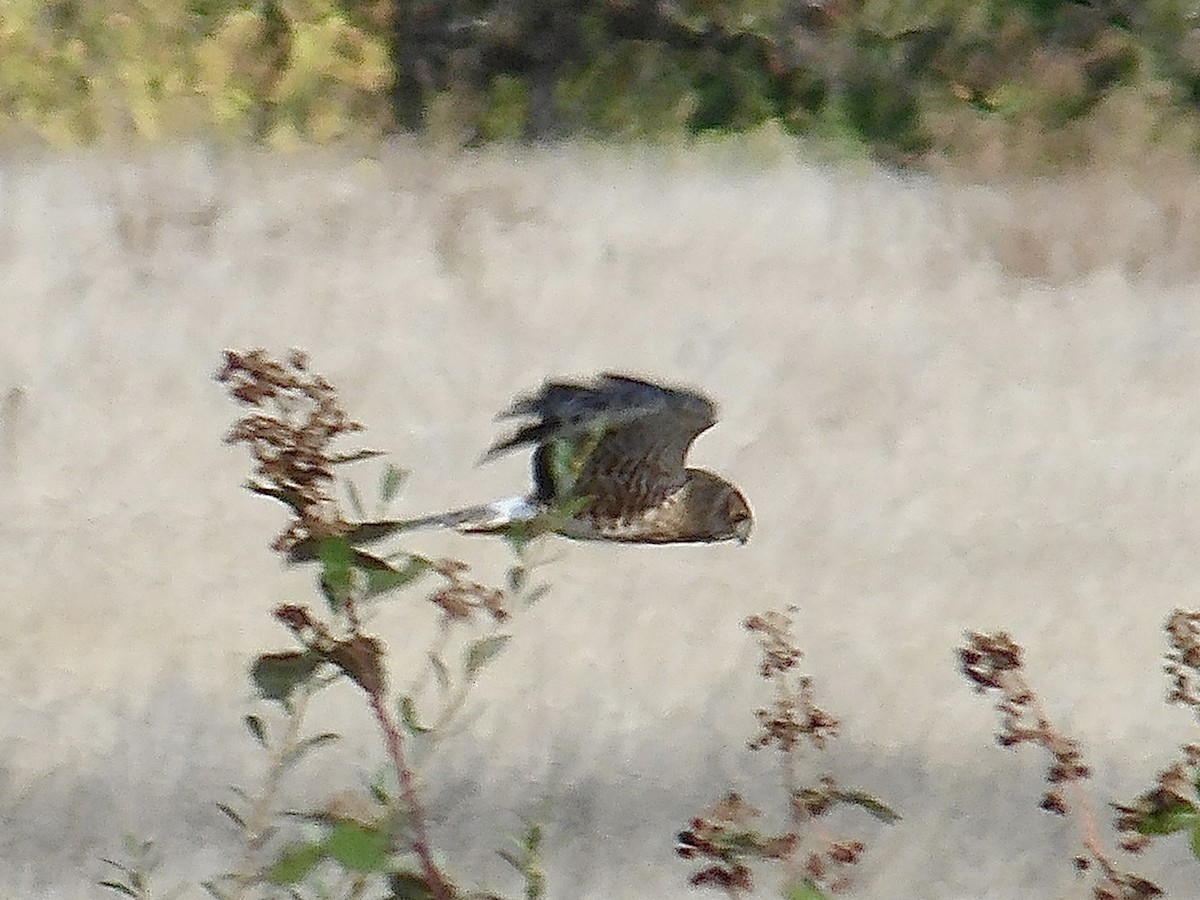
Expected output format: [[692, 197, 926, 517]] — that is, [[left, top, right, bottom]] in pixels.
[[368, 689, 454, 900], [230, 686, 313, 900]]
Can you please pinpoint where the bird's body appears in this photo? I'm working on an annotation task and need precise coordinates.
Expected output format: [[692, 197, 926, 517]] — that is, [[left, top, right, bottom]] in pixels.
[[409, 373, 753, 546]]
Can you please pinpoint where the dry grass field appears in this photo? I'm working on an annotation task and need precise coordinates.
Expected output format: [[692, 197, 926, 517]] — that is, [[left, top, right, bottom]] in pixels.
[[4, 139, 1200, 898]]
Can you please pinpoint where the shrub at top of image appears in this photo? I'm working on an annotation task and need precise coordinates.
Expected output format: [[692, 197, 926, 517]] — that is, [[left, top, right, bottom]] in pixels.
[[5, 0, 1200, 170]]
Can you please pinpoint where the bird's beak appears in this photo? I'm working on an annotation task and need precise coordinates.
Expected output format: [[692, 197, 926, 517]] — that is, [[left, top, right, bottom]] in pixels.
[[734, 517, 753, 545]]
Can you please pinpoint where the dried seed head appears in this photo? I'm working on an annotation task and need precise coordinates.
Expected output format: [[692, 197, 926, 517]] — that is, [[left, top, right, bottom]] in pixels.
[[217, 349, 366, 553], [1164, 609, 1200, 715]]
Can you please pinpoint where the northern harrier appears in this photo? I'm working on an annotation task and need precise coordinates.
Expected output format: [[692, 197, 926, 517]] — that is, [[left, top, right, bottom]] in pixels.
[[408, 373, 753, 545]]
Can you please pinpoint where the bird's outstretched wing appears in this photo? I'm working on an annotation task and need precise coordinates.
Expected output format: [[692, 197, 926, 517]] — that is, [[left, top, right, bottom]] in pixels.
[[484, 373, 718, 521], [288, 373, 748, 557]]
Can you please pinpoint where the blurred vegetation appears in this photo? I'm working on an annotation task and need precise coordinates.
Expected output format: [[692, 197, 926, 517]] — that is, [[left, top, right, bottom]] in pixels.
[[5, 0, 1200, 168]]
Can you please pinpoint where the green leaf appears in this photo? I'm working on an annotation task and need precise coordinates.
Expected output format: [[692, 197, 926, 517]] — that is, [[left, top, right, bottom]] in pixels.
[[244, 714, 267, 746], [1136, 801, 1198, 835], [429, 652, 450, 691], [267, 841, 324, 884], [785, 879, 829, 900], [499, 819, 546, 896], [388, 869, 434, 900], [380, 464, 408, 504], [522, 822, 543, 853], [99, 858, 135, 878], [283, 732, 340, 766], [507, 565, 526, 592], [346, 479, 366, 519], [522, 584, 551, 607], [98, 882, 138, 898], [499, 523, 534, 554], [835, 789, 901, 824], [200, 878, 233, 899], [248, 482, 307, 514], [365, 555, 429, 597], [328, 449, 385, 465], [465, 634, 510, 679], [215, 803, 245, 828], [319, 537, 355, 606], [398, 695, 431, 734], [288, 522, 413, 562], [369, 778, 391, 806], [251, 651, 323, 703], [345, 520, 412, 547], [324, 820, 391, 872]]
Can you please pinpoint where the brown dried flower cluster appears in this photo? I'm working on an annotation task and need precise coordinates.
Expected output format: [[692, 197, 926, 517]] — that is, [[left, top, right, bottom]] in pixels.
[[801, 835, 864, 894], [676, 793, 796, 894], [217, 348, 367, 552], [959, 632, 1162, 900], [745, 609, 839, 753], [960, 631, 1089, 814], [429, 558, 508, 623], [1165, 608, 1200, 713], [678, 609, 888, 896], [1112, 610, 1200, 864]]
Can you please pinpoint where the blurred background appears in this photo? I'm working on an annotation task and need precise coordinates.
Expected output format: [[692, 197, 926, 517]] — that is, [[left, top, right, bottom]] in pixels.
[[7, 3, 1200, 900]]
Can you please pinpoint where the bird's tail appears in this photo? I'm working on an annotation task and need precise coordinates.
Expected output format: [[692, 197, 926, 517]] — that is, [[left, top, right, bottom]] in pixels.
[[401, 495, 540, 533], [286, 495, 541, 563]]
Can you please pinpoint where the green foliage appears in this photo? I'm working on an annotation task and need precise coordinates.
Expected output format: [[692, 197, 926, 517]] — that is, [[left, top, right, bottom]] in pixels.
[[557, 41, 696, 139], [0, 0, 392, 145], [1115, 761, 1200, 865], [243, 713, 267, 746], [480, 75, 531, 141], [398, 694, 432, 735], [784, 881, 829, 900], [688, 46, 778, 133], [498, 820, 547, 900], [251, 650, 324, 704], [379, 463, 408, 505], [465, 633, 510, 679], [389, 869, 438, 900], [267, 839, 325, 884], [383, 0, 1200, 165], [324, 819, 393, 872], [319, 535, 357, 607], [7, 0, 1200, 165], [827, 788, 903, 825], [99, 838, 159, 899], [1134, 799, 1199, 835], [366, 554, 431, 597]]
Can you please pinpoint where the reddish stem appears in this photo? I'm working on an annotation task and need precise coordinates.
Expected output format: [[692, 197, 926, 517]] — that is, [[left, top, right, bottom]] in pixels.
[[368, 689, 454, 900]]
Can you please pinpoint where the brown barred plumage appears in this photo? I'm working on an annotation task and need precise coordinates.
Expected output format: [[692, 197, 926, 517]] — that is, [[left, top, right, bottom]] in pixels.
[[467, 373, 752, 545], [293, 374, 753, 559]]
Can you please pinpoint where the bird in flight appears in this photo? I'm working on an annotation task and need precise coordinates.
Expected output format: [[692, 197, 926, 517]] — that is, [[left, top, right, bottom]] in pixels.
[[411, 373, 753, 545], [288, 373, 752, 561]]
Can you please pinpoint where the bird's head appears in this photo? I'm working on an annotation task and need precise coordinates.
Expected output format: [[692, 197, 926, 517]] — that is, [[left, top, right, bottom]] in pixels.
[[686, 469, 753, 545], [725, 488, 754, 545]]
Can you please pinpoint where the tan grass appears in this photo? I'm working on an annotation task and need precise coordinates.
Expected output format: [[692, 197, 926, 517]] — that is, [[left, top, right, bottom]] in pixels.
[[3, 140, 1200, 897]]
